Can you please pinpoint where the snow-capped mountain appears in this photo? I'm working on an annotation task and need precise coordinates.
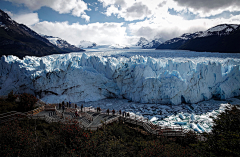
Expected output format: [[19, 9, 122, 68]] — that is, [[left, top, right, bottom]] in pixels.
[[0, 9, 84, 59], [157, 24, 240, 53], [79, 40, 97, 48], [136, 37, 163, 49], [42, 35, 83, 52], [108, 44, 130, 49]]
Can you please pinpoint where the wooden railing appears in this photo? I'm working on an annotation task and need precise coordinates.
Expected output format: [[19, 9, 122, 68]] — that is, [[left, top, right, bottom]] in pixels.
[[0, 105, 201, 138]]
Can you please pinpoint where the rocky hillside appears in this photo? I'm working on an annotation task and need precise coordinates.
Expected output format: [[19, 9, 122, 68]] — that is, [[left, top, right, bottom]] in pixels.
[[79, 40, 97, 48], [0, 10, 84, 59], [136, 37, 163, 49], [42, 35, 83, 52], [156, 24, 240, 53]]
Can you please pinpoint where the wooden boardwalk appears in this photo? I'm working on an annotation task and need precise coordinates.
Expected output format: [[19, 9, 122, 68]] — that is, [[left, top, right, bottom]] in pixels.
[[0, 105, 205, 140]]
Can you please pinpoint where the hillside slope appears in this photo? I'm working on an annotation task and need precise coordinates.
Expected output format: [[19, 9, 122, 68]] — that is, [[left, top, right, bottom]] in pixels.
[[156, 24, 240, 53], [0, 10, 84, 59]]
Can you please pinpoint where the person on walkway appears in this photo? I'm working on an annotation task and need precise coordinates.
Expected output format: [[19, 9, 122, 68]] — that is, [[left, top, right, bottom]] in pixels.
[[69, 101, 71, 108], [62, 104, 65, 113], [107, 109, 109, 115], [127, 112, 130, 117], [62, 101, 65, 111], [122, 111, 125, 117], [75, 111, 79, 117], [112, 109, 115, 115], [81, 104, 83, 112], [119, 110, 121, 115], [75, 104, 77, 109]]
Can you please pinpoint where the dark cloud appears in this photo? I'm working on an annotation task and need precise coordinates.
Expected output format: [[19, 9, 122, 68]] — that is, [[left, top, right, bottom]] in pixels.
[[158, 1, 167, 8], [114, 0, 126, 7], [126, 2, 151, 18], [173, 0, 240, 12], [135, 26, 155, 38], [132, 25, 207, 42]]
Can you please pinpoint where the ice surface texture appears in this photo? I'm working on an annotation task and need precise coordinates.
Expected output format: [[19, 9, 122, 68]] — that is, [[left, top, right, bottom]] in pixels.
[[1, 51, 240, 105]]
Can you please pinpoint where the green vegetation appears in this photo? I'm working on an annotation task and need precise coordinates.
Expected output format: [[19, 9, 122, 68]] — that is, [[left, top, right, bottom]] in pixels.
[[0, 91, 239, 156], [0, 91, 38, 113], [0, 118, 200, 157], [199, 105, 240, 157]]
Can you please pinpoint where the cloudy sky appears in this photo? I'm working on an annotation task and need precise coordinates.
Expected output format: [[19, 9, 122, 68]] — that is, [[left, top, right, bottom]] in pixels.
[[1, 0, 240, 46]]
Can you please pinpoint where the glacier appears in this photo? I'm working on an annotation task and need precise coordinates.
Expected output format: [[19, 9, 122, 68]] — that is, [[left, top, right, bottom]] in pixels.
[[1, 50, 240, 105]]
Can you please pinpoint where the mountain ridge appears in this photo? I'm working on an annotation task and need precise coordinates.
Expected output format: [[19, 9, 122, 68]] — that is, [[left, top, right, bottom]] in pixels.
[[156, 24, 240, 53], [136, 37, 163, 49], [42, 35, 83, 52], [0, 9, 84, 59]]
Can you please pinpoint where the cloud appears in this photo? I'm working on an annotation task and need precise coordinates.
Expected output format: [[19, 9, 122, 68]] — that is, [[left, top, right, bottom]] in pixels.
[[158, 1, 167, 8], [98, 0, 125, 8], [128, 12, 240, 41], [173, 0, 240, 16], [6, 11, 39, 26], [97, 0, 240, 41], [30, 21, 136, 45], [125, 2, 152, 20], [99, 0, 154, 21], [5, 0, 240, 46], [80, 13, 90, 22], [5, 0, 89, 20]]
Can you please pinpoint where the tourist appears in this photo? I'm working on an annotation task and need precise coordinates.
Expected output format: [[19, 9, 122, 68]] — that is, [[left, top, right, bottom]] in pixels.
[[81, 104, 83, 112], [107, 109, 109, 115], [119, 110, 121, 115], [112, 109, 115, 115], [69, 101, 71, 108], [62, 104, 65, 113], [75, 111, 79, 117], [127, 112, 130, 117], [62, 101, 65, 111], [75, 104, 77, 109]]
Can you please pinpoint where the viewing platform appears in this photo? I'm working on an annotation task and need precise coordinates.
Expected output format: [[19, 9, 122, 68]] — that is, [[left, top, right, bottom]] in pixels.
[[0, 103, 206, 140]]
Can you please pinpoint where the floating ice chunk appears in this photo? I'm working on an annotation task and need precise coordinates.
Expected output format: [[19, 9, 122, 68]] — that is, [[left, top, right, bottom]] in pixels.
[[186, 106, 194, 112], [197, 123, 205, 133], [190, 123, 202, 133], [179, 113, 186, 120], [174, 122, 187, 126], [190, 114, 196, 121], [150, 116, 158, 122]]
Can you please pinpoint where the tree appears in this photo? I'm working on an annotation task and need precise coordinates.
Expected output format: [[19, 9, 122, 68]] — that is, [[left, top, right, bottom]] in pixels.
[[203, 105, 240, 157], [19, 93, 38, 112], [7, 90, 17, 102]]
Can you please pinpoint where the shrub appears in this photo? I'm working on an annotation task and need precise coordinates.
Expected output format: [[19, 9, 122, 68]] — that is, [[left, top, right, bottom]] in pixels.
[[202, 105, 240, 157], [19, 93, 38, 112]]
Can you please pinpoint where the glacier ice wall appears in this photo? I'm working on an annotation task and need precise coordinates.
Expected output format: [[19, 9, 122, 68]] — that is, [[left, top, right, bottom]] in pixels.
[[1, 53, 240, 105]]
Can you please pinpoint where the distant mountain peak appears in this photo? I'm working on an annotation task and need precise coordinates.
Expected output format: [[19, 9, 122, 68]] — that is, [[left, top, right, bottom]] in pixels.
[[42, 35, 83, 52], [79, 40, 97, 48], [136, 37, 163, 49]]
